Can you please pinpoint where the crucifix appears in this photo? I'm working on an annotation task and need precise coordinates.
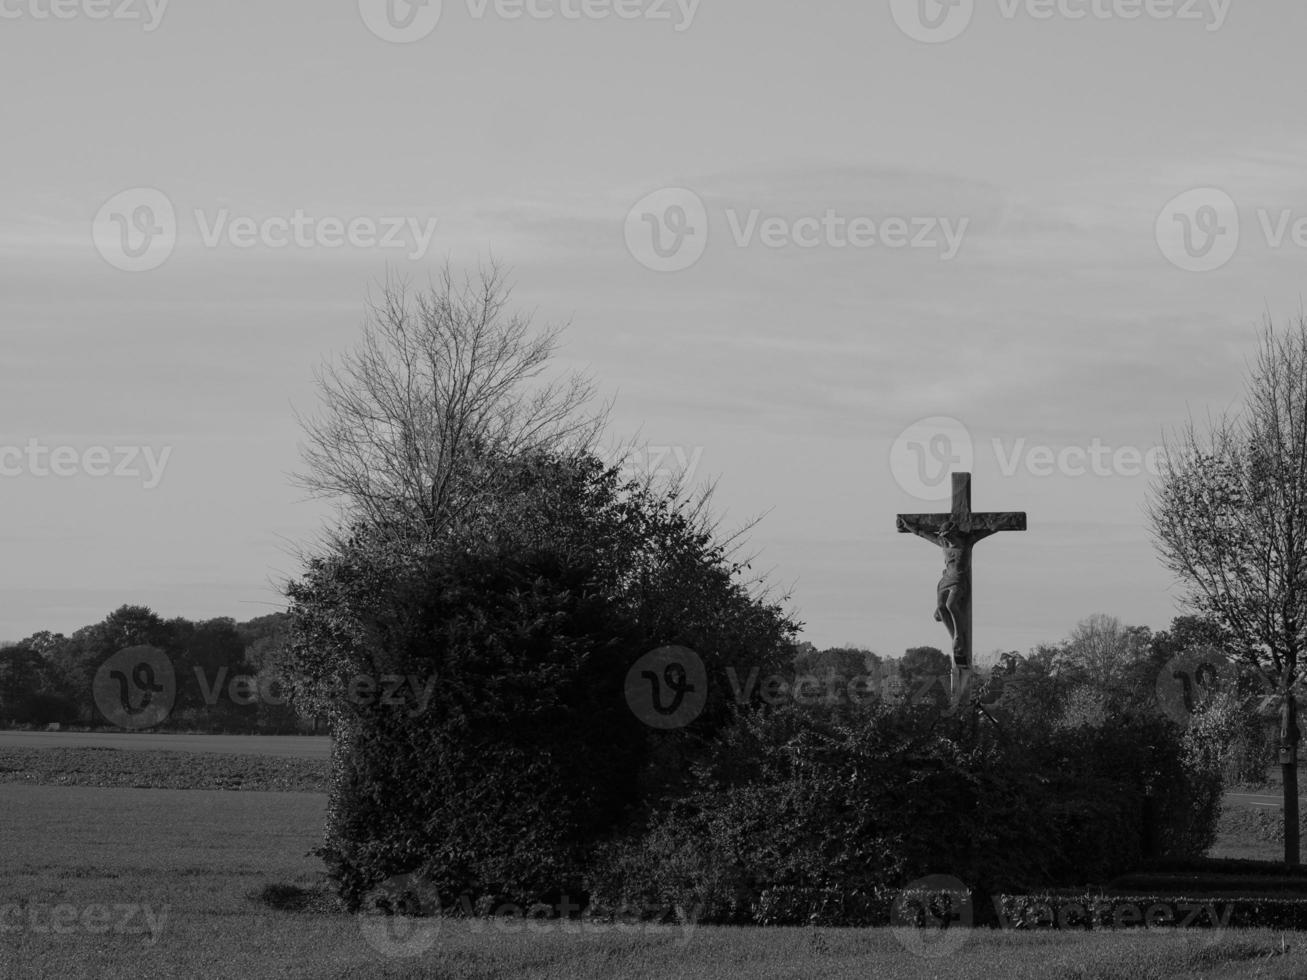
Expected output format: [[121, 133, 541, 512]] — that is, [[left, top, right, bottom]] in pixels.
[[896, 472, 1026, 707]]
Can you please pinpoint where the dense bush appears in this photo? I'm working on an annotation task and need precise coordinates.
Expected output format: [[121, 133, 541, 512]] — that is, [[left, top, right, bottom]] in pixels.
[[286, 450, 800, 912], [1042, 712, 1224, 861], [585, 702, 1222, 926], [312, 541, 650, 911]]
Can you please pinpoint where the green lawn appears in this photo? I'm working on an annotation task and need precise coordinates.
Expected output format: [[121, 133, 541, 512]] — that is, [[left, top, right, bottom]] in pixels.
[[2, 751, 1307, 979], [1212, 806, 1296, 863]]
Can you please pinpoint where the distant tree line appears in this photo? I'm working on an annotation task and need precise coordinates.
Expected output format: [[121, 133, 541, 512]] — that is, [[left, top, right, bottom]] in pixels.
[[3, 604, 1254, 765], [0, 605, 314, 733]]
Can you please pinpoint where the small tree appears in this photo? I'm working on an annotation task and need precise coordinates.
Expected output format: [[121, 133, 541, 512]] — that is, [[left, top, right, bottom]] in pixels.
[[1148, 315, 1307, 866], [1060, 615, 1150, 688], [1053, 614, 1155, 715]]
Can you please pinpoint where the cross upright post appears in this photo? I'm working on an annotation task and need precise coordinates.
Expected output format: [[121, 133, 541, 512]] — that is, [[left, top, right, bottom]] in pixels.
[[896, 472, 1026, 708]]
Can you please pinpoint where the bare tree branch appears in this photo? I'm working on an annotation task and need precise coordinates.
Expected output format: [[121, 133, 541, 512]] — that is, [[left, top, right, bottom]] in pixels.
[[292, 262, 607, 549]]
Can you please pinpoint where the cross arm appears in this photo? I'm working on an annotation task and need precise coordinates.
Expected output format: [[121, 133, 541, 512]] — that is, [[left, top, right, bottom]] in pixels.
[[896, 514, 949, 544], [955, 512, 1027, 543], [971, 512, 1027, 533], [897, 511, 1026, 542]]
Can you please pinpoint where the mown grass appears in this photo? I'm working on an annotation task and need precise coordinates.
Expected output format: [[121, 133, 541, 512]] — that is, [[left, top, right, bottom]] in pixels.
[[3, 749, 1307, 978], [1212, 806, 1297, 863]]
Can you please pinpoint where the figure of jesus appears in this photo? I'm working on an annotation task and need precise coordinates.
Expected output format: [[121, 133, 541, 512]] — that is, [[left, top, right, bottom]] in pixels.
[[899, 519, 974, 665], [932, 522, 971, 663]]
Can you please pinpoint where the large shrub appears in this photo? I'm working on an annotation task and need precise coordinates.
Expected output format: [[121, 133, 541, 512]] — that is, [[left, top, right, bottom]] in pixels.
[[286, 450, 799, 911]]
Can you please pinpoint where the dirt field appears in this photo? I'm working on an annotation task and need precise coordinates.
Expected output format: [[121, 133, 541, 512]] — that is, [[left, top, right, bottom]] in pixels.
[[0, 730, 331, 758]]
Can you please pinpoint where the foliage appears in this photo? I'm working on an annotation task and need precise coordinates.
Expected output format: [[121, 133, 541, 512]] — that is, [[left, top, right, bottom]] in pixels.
[[793, 645, 880, 683], [285, 448, 800, 912], [1055, 614, 1154, 709], [980, 648, 1065, 735], [0, 645, 75, 725], [585, 698, 1218, 926], [0, 607, 309, 734], [897, 646, 951, 710]]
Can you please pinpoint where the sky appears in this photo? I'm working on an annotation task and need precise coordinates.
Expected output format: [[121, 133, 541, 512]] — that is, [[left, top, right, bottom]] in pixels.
[[2, 0, 1306, 660]]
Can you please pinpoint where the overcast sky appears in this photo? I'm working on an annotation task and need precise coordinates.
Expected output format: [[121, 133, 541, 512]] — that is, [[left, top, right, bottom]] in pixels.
[[2, 0, 1305, 659]]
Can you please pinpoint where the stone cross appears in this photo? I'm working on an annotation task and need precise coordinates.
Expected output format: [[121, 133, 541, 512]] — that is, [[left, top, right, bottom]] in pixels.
[[896, 472, 1026, 706]]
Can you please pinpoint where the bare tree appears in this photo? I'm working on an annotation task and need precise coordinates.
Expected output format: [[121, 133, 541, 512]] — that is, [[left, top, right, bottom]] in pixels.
[[294, 263, 605, 544], [1148, 315, 1307, 866]]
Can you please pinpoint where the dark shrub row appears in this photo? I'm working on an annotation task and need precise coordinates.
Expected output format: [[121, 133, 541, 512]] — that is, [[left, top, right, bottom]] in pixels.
[[584, 704, 1221, 925]]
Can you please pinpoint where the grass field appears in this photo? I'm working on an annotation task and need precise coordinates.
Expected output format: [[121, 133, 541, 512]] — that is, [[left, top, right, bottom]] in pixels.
[[3, 744, 1307, 979], [0, 730, 331, 759]]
